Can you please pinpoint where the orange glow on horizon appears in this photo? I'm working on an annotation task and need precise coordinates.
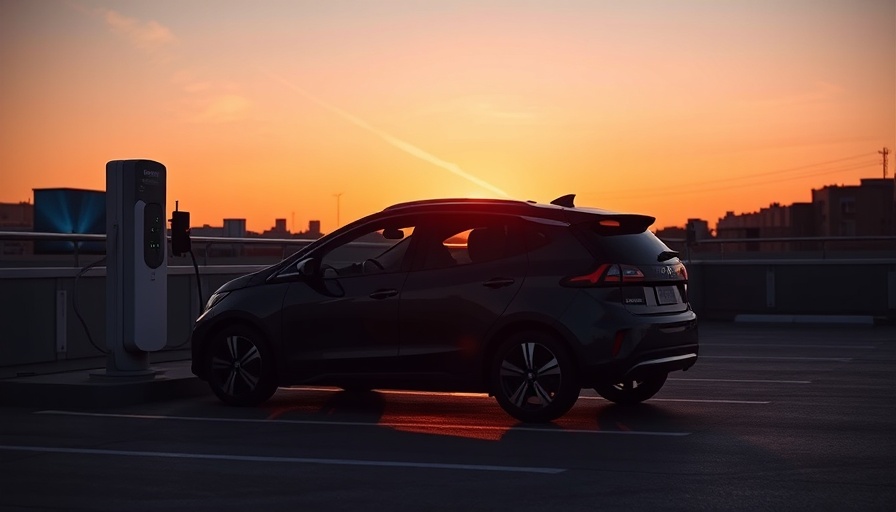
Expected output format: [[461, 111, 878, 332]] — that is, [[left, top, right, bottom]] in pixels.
[[0, 1, 892, 234]]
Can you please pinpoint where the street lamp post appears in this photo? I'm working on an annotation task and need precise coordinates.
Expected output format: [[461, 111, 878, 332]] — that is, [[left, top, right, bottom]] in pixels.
[[333, 192, 343, 228]]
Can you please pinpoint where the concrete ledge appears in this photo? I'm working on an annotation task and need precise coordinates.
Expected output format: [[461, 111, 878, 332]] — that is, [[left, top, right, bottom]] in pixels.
[[734, 314, 875, 325], [0, 361, 208, 409]]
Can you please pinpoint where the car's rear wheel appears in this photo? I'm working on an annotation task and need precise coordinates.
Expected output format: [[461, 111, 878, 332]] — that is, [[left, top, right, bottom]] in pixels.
[[491, 332, 579, 423], [205, 324, 278, 406], [594, 374, 667, 405]]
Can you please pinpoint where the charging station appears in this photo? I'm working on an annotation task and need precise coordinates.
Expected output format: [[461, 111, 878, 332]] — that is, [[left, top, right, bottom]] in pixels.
[[104, 159, 167, 375]]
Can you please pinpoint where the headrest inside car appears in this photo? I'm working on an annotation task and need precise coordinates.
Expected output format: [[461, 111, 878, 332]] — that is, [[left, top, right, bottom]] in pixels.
[[467, 227, 506, 263]]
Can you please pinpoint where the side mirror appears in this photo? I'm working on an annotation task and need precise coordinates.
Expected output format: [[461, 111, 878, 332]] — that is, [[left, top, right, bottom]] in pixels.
[[296, 257, 320, 277], [296, 256, 344, 297], [383, 228, 404, 240]]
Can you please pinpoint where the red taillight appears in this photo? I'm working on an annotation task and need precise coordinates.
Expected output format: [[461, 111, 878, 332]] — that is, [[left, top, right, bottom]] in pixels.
[[567, 263, 611, 285], [564, 263, 645, 287]]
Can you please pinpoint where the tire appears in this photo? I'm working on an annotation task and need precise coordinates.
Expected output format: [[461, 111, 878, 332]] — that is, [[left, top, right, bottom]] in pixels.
[[594, 374, 668, 405], [491, 331, 579, 423], [204, 324, 278, 406]]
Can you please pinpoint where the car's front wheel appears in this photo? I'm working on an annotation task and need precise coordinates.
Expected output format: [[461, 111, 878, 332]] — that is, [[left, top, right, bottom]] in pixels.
[[204, 324, 278, 406], [491, 332, 579, 423], [594, 374, 667, 405]]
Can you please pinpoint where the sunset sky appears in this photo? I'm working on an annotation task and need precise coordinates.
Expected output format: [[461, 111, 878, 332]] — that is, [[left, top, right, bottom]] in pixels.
[[1, 0, 893, 234]]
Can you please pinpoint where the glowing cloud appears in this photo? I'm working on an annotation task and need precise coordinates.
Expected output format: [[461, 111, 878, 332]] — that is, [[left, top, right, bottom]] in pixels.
[[99, 9, 176, 57], [190, 94, 252, 124], [266, 72, 510, 198]]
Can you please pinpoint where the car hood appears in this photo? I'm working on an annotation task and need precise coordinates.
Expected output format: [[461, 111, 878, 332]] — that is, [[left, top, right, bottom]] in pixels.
[[216, 265, 277, 292]]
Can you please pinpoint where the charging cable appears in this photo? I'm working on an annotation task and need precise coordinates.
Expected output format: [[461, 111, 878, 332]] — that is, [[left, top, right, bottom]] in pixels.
[[73, 257, 109, 355]]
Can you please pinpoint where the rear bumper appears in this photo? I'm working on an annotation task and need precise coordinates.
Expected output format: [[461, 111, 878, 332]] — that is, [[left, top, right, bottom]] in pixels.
[[577, 314, 699, 386], [624, 352, 697, 379]]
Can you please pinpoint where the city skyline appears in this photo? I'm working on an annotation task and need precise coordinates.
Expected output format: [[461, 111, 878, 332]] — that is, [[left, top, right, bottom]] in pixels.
[[2, 171, 892, 237], [1, 1, 894, 233]]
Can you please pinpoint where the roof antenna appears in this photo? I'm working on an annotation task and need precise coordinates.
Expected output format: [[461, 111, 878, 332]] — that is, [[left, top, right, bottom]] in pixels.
[[550, 194, 576, 208]]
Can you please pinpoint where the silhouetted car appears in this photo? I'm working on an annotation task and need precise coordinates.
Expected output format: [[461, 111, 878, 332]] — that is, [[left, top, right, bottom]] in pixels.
[[191, 195, 698, 422]]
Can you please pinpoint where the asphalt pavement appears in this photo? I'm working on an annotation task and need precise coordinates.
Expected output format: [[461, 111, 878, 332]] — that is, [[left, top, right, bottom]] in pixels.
[[0, 322, 894, 511]]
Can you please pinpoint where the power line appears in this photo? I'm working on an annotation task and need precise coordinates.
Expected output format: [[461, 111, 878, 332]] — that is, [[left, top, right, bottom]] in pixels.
[[604, 160, 879, 201], [599, 152, 874, 198]]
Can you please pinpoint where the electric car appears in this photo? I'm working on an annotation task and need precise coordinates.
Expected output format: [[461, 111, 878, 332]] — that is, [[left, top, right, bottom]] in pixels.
[[191, 195, 698, 422]]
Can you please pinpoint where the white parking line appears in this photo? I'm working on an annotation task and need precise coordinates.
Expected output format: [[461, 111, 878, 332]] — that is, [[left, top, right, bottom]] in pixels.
[[35, 411, 692, 437], [669, 378, 811, 384], [578, 397, 770, 405], [288, 387, 490, 398], [703, 343, 876, 349], [0, 445, 565, 474], [289, 386, 771, 404], [701, 356, 853, 362]]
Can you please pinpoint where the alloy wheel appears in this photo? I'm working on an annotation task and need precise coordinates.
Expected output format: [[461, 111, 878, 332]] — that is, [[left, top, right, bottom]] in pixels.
[[492, 333, 579, 422], [499, 341, 563, 410], [205, 326, 277, 406], [211, 334, 263, 397]]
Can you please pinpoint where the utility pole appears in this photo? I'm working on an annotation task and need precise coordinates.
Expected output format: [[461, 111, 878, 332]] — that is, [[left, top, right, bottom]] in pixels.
[[880, 147, 890, 179], [333, 192, 343, 228]]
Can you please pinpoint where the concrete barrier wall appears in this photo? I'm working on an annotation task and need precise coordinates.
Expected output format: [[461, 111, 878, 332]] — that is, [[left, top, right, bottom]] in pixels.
[[1, 259, 895, 367], [687, 260, 896, 321], [0, 267, 255, 367]]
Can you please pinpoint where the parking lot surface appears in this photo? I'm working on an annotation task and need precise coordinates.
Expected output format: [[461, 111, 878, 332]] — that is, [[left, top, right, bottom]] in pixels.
[[1, 322, 894, 511]]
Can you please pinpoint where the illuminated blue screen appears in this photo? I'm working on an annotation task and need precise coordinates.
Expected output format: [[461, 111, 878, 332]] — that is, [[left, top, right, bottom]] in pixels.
[[33, 189, 106, 254]]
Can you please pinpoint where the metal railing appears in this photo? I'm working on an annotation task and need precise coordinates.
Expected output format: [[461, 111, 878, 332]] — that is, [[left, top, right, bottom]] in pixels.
[[0, 231, 893, 369], [660, 235, 895, 261], [0, 231, 317, 267]]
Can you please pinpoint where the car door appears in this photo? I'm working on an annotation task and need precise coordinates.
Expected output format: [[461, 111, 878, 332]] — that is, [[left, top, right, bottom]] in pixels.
[[280, 216, 417, 381], [398, 213, 528, 382]]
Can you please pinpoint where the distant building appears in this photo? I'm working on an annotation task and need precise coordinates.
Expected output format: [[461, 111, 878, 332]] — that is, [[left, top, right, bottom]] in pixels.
[[192, 219, 249, 238], [188, 219, 250, 258], [189, 216, 322, 260], [716, 202, 816, 252], [656, 219, 712, 256], [223, 219, 247, 238], [306, 220, 322, 239], [261, 218, 289, 238], [0, 201, 33, 229], [714, 177, 894, 253], [812, 178, 895, 236], [0, 201, 34, 256]]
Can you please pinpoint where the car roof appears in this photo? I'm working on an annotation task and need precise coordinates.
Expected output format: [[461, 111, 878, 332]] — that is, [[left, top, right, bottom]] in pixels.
[[382, 195, 654, 227]]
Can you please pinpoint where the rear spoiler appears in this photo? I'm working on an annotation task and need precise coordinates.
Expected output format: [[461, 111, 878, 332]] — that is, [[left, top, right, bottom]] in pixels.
[[550, 194, 576, 208], [548, 194, 655, 234]]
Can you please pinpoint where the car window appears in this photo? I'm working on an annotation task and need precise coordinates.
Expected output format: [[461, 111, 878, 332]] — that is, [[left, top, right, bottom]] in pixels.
[[320, 222, 416, 276], [417, 215, 525, 271], [577, 224, 675, 264]]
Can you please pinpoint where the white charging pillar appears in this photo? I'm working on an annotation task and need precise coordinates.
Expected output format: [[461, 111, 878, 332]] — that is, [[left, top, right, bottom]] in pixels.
[[103, 159, 167, 376]]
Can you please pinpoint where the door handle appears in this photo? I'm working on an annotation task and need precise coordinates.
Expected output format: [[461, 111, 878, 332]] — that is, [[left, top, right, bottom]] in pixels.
[[369, 289, 398, 300], [483, 278, 515, 289]]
